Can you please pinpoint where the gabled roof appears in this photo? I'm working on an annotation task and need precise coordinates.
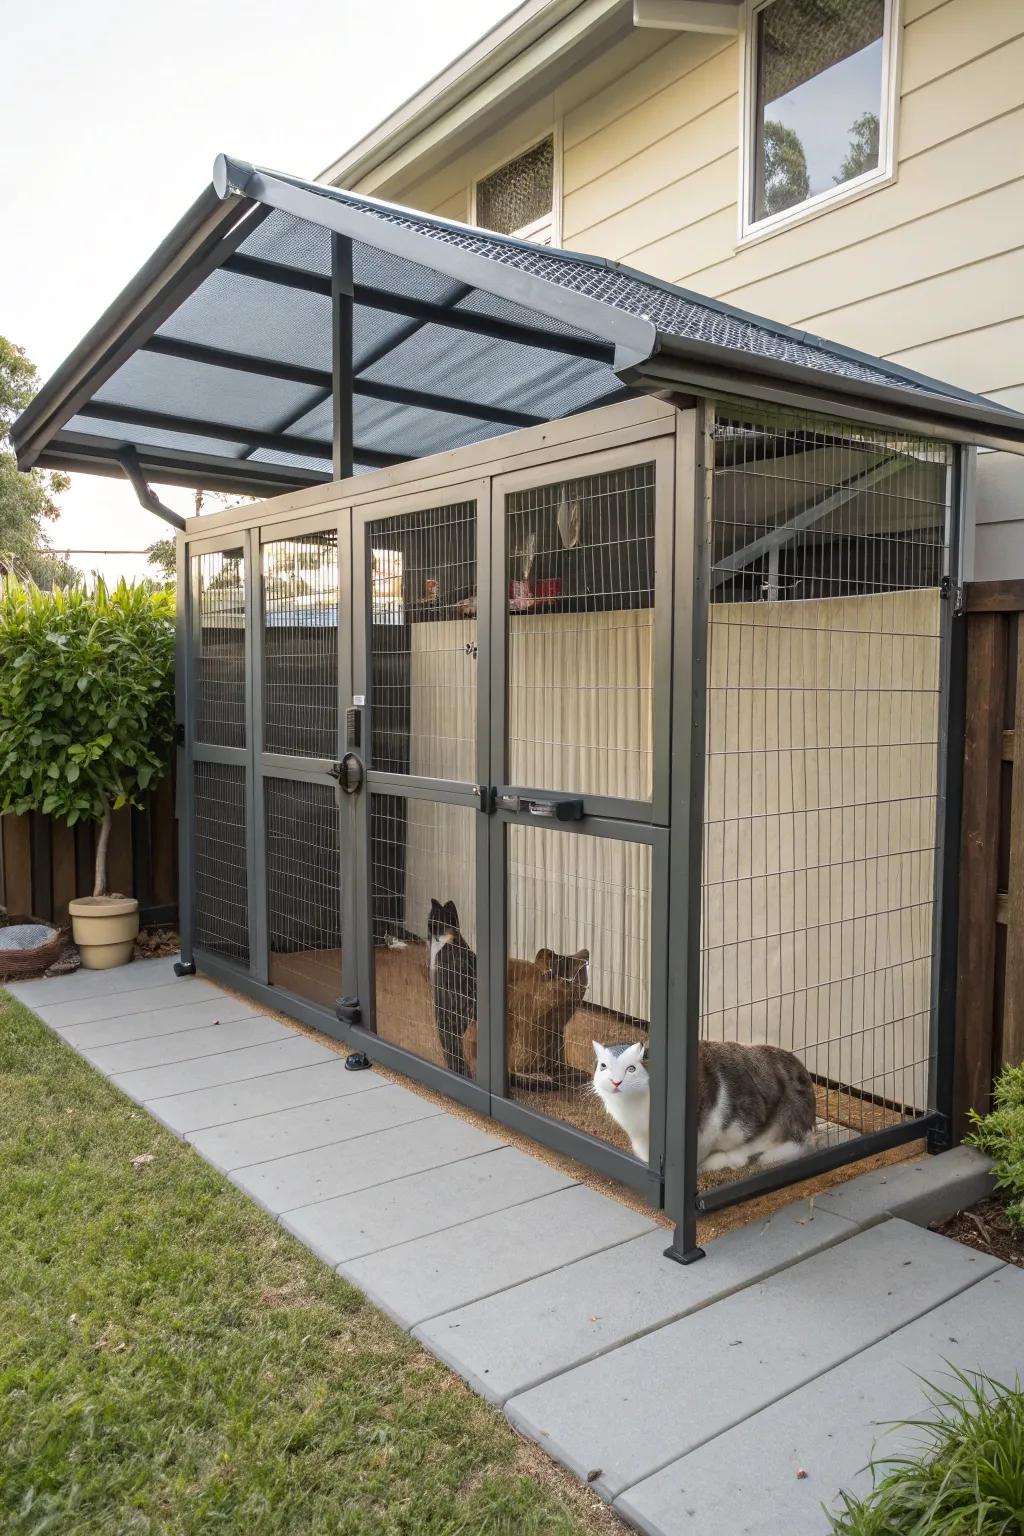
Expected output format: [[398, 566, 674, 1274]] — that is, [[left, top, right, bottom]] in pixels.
[[14, 155, 1024, 502]]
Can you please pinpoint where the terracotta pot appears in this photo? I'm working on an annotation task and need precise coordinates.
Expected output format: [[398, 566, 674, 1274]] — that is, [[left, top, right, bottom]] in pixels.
[[68, 896, 139, 970]]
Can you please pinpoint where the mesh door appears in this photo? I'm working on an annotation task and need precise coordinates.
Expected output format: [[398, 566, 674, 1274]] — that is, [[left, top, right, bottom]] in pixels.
[[367, 501, 478, 782], [506, 823, 653, 1161], [194, 761, 248, 961], [266, 777, 341, 1007], [193, 550, 246, 747], [701, 407, 951, 1185], [370, 794, 478, 1079], [506, 464, 655, 801], [263, 530, 339, 759]]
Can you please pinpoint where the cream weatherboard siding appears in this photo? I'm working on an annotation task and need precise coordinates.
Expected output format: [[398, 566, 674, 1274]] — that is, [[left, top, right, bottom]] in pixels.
[[350, 0, 1024, 576]]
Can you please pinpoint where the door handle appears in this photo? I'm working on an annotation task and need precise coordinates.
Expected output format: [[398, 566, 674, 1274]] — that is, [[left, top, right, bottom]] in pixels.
[[495, 791, 584, 821], [330, 753, 364, 794]]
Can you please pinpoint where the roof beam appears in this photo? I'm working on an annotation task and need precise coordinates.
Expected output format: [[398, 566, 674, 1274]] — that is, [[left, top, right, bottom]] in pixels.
[[39, 432, 331, 497], [222, 253, 614, 361], [140, 335, 546, 426], [75, 402, 407, 468]]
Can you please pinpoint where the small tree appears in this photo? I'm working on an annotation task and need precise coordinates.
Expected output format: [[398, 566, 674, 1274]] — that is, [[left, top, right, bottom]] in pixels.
[[0, 577, 175, 898]]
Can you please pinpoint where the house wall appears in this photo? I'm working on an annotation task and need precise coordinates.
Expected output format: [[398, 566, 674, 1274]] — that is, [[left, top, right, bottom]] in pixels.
[[351, 0, 1024, 577]]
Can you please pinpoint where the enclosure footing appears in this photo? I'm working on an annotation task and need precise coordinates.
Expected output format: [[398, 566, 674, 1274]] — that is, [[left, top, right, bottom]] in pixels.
[[663, 1241, 706, 1266], [173, 959, 196, 977]]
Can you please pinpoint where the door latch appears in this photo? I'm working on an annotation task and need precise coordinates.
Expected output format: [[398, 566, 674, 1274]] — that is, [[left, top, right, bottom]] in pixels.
[[495, 792, 584, 821], [329, 753, 364, 794]]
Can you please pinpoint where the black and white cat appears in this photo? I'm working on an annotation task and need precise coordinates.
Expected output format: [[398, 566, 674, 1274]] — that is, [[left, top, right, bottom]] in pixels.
[[427, 898, 477, 1077], [592, 1038, 817, 1170]]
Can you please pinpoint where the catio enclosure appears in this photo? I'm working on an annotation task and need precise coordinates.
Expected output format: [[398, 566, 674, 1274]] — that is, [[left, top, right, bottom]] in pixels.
[[14, 159, 1024, 1260]]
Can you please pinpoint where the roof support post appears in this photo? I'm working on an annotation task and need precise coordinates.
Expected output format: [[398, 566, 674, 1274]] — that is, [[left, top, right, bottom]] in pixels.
[[332, 234, 354, 481]]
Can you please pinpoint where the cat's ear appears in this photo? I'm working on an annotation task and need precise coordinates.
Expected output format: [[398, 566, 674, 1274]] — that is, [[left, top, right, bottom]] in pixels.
[[575, 948, 590, 961], [430, 897, 441, 913], [592, 1040, 602, 1060], [535, 948, 555, 978]]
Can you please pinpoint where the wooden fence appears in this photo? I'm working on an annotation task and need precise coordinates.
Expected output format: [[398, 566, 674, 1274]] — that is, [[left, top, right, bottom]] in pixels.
[[0, 774, 177, 930], [954, 580, 1024, 1134]]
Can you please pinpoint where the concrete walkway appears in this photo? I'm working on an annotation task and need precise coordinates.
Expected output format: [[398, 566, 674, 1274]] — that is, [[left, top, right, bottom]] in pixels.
[[9, 956, 1017, 1535]]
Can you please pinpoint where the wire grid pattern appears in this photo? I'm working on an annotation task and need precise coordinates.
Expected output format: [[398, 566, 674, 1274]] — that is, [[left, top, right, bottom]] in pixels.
[[368, 501, 478, 782], [370, 794, 478, 1078], [194, 549, 246, 748], [476, 136, 554, 236], [506, 464, 655, 801], [287, 183, 987, 403], [507, 824, 652, 1158], [701, 407, 952, 1153], [193, 761, 249, 963], [263, 531, 339, 760], [265, 777, 341, 1007]]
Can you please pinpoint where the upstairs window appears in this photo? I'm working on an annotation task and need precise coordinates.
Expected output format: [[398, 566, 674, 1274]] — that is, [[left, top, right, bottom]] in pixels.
[[474, 136, 556, 244], [744, 0, 898, 237]]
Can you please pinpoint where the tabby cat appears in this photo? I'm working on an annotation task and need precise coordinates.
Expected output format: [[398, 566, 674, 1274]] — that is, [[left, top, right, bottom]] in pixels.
[[427, 898, 590, 1085]]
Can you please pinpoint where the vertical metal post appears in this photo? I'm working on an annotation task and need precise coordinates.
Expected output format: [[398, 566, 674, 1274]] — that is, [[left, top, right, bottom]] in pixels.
[[331, 234, 354, 482], [663, 404, 710, 1264], [175, 532, 195, 967], [929, 445, 970, 1147], [246, 526, 269, 982]]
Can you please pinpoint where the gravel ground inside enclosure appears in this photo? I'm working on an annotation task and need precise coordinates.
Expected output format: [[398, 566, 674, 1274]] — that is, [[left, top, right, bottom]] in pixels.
[[268, 940, 914, 1169]]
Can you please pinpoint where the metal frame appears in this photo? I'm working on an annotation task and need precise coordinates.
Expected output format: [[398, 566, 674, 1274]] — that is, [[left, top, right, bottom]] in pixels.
[[348, 478, 493, 1104], [172, 394, 970, 1250], [664, 406, 709, 1261], [490, 437, 676, 826], [488, 806, 669, 1202]]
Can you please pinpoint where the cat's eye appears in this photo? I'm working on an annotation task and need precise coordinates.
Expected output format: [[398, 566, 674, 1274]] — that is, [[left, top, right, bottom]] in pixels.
[[626, 1064, 635, 1073], [598, 1062, 606, 1071]]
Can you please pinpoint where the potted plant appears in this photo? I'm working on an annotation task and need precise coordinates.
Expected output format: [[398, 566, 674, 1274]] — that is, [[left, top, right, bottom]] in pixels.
[[0, 577, 175, 968]]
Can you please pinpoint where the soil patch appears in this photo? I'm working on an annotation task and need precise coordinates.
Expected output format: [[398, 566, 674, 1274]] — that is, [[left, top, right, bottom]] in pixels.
[[931, 1196, 1024, 1269]]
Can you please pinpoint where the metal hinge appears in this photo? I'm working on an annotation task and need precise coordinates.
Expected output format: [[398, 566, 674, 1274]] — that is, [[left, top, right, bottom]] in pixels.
[[939, 575, 951, 600]]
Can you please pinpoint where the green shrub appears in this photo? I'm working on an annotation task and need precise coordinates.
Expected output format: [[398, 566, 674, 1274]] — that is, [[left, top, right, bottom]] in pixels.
[[967, 1063, 1024, 1231], [829, 1368, 1024, 1535], [0, 577, 174, 896]]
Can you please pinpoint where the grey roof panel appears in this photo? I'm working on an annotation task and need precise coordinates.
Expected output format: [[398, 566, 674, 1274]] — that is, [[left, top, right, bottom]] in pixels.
[[12, 153, 1024, 499]]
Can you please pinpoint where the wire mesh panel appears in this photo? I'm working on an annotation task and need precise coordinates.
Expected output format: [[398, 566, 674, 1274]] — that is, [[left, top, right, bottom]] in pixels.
[[265, 777, 341, 1008], [193, 760, 248, 963], [700, 405, 952, 1192], [505, 823, 653, 1161], [505, 463, 655, 802], [263, 531, 339, 759], [193, 549, 246, 748], [367, 501, 478, 782], [370, 794, 479, 1079]]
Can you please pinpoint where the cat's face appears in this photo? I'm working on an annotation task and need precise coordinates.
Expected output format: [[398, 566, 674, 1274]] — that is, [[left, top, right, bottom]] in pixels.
[[535, 947, 590, 994], [592, 1040, 648, 1096], [427, 898, 460, 940]]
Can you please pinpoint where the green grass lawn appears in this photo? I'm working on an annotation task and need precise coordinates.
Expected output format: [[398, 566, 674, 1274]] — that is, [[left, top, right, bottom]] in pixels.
[[0, 990, 617, 1536]]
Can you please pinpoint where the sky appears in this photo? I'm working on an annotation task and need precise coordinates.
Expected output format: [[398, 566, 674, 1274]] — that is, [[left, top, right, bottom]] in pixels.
[[1, 0, 515, 584]]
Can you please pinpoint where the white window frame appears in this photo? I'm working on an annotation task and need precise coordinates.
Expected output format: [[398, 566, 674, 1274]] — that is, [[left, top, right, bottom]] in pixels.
[[738, 0, 901, 244], [470, 124, 563, 245]]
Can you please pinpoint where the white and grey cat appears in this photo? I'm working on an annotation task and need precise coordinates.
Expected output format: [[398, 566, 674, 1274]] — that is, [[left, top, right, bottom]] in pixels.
[[592, 1038, 817, 1171], [592, 1040, 650, 1162]]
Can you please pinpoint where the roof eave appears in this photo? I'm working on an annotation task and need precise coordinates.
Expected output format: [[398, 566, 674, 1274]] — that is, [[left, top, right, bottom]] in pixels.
[[12, 189, 264, 473], [629, 338, 1024, 456]]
